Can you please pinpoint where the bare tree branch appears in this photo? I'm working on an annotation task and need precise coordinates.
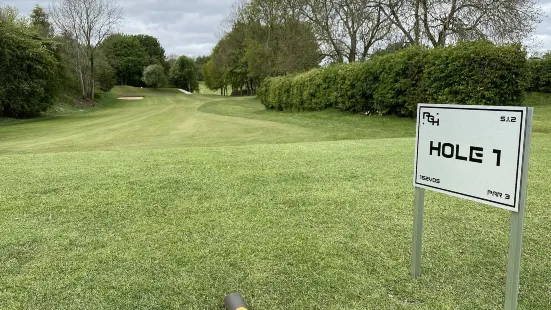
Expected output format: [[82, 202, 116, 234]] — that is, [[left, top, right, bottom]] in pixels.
[[50, 0, 123, 99]]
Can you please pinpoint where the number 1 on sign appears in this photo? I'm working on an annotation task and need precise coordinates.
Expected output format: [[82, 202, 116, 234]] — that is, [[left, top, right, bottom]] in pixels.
[[493, 149, 502, 166]]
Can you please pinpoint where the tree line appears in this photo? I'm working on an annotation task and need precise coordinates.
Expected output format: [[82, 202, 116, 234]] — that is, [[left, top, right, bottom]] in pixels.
[[0, 0, 203, 118], [202, 0, 543, 95]]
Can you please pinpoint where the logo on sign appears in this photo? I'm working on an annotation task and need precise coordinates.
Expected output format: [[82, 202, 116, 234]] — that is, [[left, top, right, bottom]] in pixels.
[[422, 112, 440, 126]]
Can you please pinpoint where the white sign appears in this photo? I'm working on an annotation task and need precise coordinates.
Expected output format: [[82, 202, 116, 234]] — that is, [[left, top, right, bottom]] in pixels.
[[414, 104, 528, 212]]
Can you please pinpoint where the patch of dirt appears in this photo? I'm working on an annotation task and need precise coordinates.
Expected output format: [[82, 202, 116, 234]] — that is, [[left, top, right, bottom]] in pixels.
[[117, 97, 144, 100]]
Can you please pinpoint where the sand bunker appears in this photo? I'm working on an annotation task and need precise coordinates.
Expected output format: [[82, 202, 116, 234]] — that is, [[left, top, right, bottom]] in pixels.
[[117, 97, 144, 100], [178, 89, 192, 95]]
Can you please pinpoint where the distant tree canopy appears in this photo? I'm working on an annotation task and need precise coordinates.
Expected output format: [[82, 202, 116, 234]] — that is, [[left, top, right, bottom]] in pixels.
[[142, 64, 167, 88], [203, 0, 322, 95], [169, 56, 199, 92], [134, 34, 169, 73], [100, 34, 149, 86], [50, 0, 123, 100], [0, 2, 175, 118], [30, 5, 53, 38], [203, 53, 227, 95], [100, 33, 169, 87], [527, 52, 551, 93], [134, 34, 166, 65], [203, 0, 543, 95], [195, 56, 210, 81], [0, 0, 547, 118]]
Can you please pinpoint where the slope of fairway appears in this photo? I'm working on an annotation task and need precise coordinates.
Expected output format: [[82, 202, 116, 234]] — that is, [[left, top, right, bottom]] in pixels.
[[0, 88, 550, 309], [0, 87, 415, 154]]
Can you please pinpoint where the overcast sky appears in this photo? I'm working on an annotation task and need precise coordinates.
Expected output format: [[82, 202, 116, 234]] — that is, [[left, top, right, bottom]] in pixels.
[[4, 0, 551, 57]]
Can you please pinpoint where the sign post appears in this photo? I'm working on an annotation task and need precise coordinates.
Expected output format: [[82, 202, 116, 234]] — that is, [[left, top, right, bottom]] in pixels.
[[504, 107, 533, 310], [412, 104, 533, 310], [411, 187, 424, 278]]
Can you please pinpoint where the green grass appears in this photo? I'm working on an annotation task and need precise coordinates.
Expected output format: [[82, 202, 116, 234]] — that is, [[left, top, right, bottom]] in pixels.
[[198, 81, 233, 96], [1, 88, 550, 309]]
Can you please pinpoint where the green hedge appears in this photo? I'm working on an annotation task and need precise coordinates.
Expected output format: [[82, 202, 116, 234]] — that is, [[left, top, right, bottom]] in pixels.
[[258, 41, 527, 117], [527, 54, 551, 93]]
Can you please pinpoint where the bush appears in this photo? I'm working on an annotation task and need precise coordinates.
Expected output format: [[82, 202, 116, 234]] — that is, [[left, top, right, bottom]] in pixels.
[[94, 89, 104, 100], [372, 46, 427, 116], [526, 53, 551, 93], [258, 41, 527, 117], [0, 16, 60, 118], [424, 41, 527, 110]]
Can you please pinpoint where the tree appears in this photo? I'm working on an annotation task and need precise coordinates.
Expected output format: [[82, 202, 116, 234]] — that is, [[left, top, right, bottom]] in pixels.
[[166, 53, 179, 69], [94, 50, 116, 91], [377, 0, 543, 47], [195, 56, 210, 81], [169, 56, 199, 92], [133, 34, 169, 73], [30, 5, 54, 38], [133, 34, 165, 64], [0, 6, 60, 117], [56, 30, 91, 98], [204, 39, 231, 95], [222, 22, 249, 92], [100, 34, 149, 86], [203, 59, 226, 94], [270, 19, 322, 73], [50, 0, 123, 99], [142, 64, 167, 88], [295, 0, 391, 62], [0, 4, 19, 23], [210, 1, 321, 95]]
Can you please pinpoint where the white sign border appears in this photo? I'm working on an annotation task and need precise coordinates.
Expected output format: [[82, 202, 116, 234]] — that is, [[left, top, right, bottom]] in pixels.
[[413, 104, 528, 212]]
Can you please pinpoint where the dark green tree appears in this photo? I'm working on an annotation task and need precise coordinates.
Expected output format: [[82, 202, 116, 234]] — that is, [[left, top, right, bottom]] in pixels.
[[100, 34, 149, 86], [29, 5, 53, 38], [133, 34, 169, 73], [169, 56, 199, 92], [207, 9, 321, 96], [203, 58, 226, 94], [0, 6, 60, 117], [142, 64, 167, 88], [194, 55, 210, 81], [94, 50, 117, 91], [205, 38, 231, 95]]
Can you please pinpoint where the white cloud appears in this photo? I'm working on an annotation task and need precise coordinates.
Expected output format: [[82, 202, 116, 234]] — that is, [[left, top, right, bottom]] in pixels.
[[4, 0, 234, 57], [5, 0, 551, 56]]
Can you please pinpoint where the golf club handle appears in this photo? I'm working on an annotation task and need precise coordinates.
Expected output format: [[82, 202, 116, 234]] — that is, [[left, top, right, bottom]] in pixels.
[[224, 292, 249, 310]]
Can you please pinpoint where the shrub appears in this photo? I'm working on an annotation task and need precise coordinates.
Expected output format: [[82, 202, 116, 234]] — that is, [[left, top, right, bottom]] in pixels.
[[424, 41, 527, 110], [372, 46, 427, 116], [526, 53, 551, 93], [258, 41, 527, 117], [0, 15, 60, 118], [94, 89, 104, 100]]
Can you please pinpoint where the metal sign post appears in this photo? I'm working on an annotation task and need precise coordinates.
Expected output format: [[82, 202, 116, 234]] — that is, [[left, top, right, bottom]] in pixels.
[[504, 108, 533, 310], [411, 187, 425, 278], [411, 105, 533, 310]]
